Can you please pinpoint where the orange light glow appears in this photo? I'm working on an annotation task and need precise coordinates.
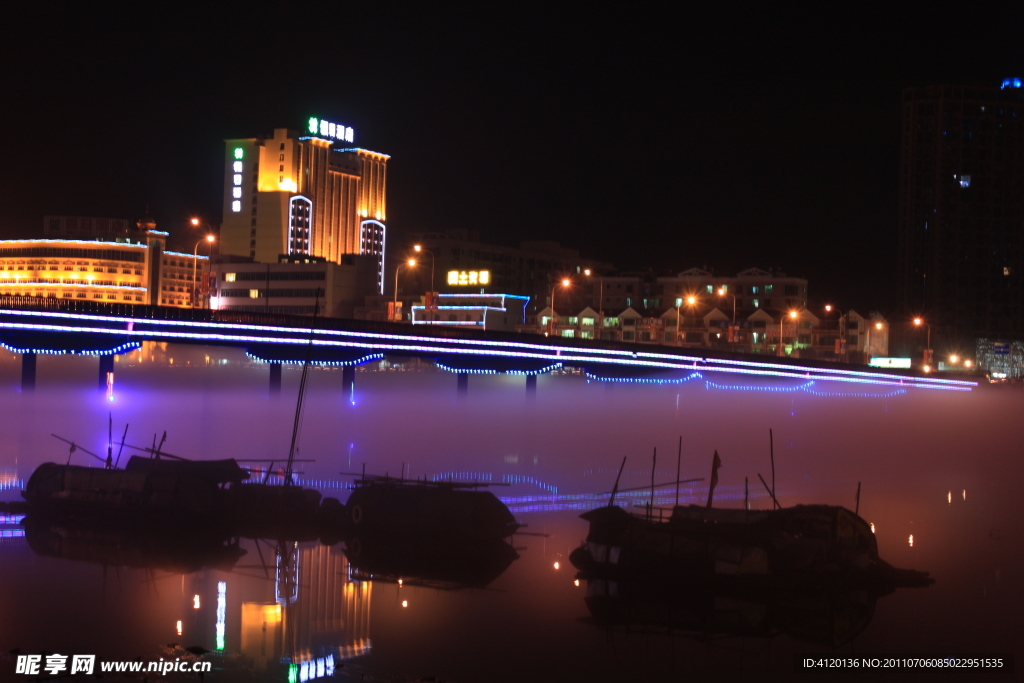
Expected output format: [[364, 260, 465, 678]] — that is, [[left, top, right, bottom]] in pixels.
[[908, 534, 914, 547], [789, 310, 797, 319], [825, 304, 833, 312], [914, 317, 923, 326], [573, 579, 580, 587], [948, 491, 952, 504], [870, 522, 875, 534], [561, 278, 570, 287], [553, 561, 560, 570], [686, 296, 696, 305], [401, 600, 408, 608], [407, 259, 417, 267], [190, 218, 200, 226]]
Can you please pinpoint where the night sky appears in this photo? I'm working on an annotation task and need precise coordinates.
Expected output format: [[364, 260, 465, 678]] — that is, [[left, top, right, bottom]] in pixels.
[[4, 4, 1023, 312]]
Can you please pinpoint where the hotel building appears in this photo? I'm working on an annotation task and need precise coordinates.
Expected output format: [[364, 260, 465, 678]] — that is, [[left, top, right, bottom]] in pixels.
[[221, 120, 389, 293]]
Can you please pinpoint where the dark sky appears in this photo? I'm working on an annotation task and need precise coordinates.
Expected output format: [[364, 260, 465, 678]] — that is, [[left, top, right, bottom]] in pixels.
[[3, 4, 1022, 312]]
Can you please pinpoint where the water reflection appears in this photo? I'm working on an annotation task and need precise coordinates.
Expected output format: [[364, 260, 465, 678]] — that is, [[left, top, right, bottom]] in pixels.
[[0, 350, 1021, 681], [580, 574, 879, 646]]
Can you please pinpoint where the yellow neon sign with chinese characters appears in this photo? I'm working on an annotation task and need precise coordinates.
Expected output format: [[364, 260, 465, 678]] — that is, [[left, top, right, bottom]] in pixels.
[[447, 270, 491, 286]]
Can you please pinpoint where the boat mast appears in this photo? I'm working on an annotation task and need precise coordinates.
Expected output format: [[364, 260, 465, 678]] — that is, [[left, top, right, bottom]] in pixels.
[[285, 288, 321, 486]]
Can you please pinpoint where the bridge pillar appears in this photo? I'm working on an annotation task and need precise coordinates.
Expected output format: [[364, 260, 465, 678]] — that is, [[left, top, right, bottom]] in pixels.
[[98, 354, 114, 392], [457, 372, 468, 398], [342, 365, 356, 403], [269, 363, 282, 395], [21, 353, 36, 393], [526, 374, 537, 399]]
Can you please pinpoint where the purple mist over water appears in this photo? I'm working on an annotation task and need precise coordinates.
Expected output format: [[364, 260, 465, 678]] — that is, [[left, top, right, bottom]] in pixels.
[[0, 345, 1019, 682]]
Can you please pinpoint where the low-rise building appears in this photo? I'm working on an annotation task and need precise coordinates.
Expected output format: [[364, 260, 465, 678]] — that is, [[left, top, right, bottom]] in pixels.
[[411, 293, 529, 332], [0, 218, 207, 308], [210, 254, 378, 317]]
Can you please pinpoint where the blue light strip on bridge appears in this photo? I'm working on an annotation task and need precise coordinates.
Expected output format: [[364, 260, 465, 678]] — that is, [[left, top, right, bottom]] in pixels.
[[0, 308, 977, 391], [0, 341, 140, 356], [245, 351, 384, 367], [434, 361, 562, 376], [585, 371, 703, 385]]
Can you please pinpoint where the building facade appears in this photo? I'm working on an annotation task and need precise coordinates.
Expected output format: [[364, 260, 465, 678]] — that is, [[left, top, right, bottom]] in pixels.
[[0, 218, 207, 307], [222, 120, 389, 293], [210, 254, 378, 318], [403, 229, 608, 314], [898, 81, 1024, 346]]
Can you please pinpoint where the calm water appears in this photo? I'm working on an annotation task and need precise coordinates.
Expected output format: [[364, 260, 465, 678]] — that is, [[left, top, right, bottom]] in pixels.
[[0, 346, 1019, 682]]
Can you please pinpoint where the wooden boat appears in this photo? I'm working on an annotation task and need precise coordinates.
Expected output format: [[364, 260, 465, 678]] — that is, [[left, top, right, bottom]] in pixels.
[[570, 503, 932, 590], [344, 475, 520, 541]]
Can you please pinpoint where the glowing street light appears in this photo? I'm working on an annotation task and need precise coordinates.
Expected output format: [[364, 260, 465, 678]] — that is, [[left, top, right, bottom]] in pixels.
[[584, 268, 604, 319], [548, 278, 571, 336], [914, 317, 932, 366], [716, 287, 736, 324], [192, 234, 216, 309], [412, 244, 435, 293], [393, 259, 417, 320], [778, 309, 798, 356]]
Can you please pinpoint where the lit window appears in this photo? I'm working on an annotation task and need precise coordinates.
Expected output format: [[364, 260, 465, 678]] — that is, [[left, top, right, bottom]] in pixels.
[[752, 299, 759, 308], [249, 289, 259, 298], [231, 200, 241, 212], [960, 175, 971, 188], [1005, 267, 1012, 276], [233, 147, 243, 160], [232, 161, 243, 173], [233, 174, 242, 186], [232, 187, 242, 198]]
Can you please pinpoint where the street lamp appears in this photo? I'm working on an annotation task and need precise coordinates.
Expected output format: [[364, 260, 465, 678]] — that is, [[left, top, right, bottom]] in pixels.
[[549, 278, 571, 336], [778, 310, 798, 356], [393, 259, 417, 321], [677, 295, 697, 346], [825, 304, 847, 360], [914, 317, 932, 366], [583, 268, 604, 318], [192, 234, 215, 309], [716, 287, 736, 324], [412, 244, 435, 293]]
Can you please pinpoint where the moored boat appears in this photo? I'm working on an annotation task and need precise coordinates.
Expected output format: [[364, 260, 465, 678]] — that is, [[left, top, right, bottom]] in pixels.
[[344, 475, 520, 541]]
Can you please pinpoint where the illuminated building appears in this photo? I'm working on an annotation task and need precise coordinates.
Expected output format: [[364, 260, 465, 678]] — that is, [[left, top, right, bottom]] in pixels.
[[0, 218, 207, 307], [411, 293, 529, 331], [221, 121, 389, 293], [406, 229, 607, 315], [899, 80, 1024, 344], [210, 254, 377, 317]]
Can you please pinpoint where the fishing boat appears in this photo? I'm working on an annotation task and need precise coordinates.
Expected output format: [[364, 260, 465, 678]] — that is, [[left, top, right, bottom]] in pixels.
[[569, 503, 932, 590], [570, 450, 932, 592], [344, 475, 520, 541]]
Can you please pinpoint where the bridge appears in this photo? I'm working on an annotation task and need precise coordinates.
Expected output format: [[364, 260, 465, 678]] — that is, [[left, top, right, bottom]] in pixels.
[[0, 296, 976, 395]]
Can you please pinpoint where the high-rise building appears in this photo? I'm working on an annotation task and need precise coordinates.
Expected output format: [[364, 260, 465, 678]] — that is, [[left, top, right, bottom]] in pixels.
[[221, 119, 389, 292], [898, 80, 1024, 346]]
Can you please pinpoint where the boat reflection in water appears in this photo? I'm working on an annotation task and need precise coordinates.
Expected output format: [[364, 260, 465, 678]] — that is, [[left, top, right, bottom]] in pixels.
[[20, 516, 372, 681], [342, 531, 519, 591]]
